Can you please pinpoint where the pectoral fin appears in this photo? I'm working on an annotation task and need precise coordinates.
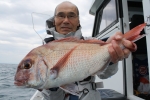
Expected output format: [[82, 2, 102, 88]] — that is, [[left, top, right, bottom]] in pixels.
[[49, 69, 57, 80], [50, 45, 79, 79]]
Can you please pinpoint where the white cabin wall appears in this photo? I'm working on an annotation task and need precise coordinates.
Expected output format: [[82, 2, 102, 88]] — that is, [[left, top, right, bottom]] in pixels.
[[143, 0, 150, 85]]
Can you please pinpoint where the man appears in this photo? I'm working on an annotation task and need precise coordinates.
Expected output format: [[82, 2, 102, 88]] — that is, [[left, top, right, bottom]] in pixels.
[[41, 1, 137, 100]]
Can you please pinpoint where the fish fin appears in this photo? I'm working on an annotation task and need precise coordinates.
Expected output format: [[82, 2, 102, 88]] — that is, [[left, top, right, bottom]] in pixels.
[[54, 37, 107, 45], [49, 70, 57, 79], [53, 37, 80, 42], [60, 83, 80, 96], [50, 45, 79, 78], [124, 23, 147, 41], [79, 39, 106, 45]]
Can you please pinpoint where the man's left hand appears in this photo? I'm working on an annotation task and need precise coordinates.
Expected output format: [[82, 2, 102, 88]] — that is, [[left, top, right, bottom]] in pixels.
[[107, 32, 137, 63]]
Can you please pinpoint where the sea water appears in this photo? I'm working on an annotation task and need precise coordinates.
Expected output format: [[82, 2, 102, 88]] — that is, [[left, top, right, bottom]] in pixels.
[[0, 63, 35, 100]]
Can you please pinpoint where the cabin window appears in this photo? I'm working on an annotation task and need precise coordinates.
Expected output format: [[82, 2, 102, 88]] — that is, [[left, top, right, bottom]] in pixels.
[[99, 0, 117, 33], [92, 0, 118, 37]]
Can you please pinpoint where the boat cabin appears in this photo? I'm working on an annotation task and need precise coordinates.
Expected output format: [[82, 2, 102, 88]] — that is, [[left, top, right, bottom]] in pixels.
[[90, 0, 150, 100]]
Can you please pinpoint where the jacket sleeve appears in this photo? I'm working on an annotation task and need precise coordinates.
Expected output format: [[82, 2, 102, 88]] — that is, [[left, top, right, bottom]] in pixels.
[[96, 63, 118, 79]]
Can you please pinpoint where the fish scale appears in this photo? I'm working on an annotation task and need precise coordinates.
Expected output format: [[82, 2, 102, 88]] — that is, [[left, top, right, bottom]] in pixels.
[[44, 44, 110, 88]]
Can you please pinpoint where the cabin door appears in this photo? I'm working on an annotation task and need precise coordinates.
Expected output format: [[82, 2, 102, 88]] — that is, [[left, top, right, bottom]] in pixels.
[[126, 0, 150, 100]]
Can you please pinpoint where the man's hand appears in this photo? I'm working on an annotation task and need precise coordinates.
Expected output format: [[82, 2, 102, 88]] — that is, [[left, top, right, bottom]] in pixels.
[[107, 32, 137, 63]]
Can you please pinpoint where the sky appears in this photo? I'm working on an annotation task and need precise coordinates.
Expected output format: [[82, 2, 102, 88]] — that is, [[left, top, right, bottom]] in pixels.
[[0, 0, 95, 64]]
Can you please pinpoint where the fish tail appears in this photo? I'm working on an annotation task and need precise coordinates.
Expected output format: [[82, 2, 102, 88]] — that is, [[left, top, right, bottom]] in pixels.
[[123, 23, 147, 42]]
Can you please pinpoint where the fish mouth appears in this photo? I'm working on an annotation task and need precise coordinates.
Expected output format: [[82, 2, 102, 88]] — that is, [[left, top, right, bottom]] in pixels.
[[14, 81, 36, 88], [14, 79, 28, 86], [14, 81, 25, 86]]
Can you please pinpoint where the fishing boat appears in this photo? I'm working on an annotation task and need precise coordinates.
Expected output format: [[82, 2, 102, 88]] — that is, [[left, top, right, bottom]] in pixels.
[[30, 0, 150, 100]]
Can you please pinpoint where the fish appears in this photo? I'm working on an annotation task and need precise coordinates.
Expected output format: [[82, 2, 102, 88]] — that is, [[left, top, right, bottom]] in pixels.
[[14, 23, 147, 95]]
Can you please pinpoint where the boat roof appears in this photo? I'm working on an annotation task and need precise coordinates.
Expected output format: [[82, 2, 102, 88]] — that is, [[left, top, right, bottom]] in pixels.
[[89, 0, 142, 15], [89, 0, 104, 15]]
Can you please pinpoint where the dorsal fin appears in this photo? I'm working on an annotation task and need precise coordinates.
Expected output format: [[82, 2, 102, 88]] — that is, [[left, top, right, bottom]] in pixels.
[[53, 37, 81, 42], [53, 37, 107, 45], [79, 39, 106, 45]]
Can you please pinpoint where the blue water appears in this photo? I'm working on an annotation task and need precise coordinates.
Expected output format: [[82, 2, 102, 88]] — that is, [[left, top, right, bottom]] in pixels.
[[0, 63, 36, 100]]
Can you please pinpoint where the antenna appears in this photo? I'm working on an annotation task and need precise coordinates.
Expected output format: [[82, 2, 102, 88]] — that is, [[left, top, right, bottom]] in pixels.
[[31, 12, 50, 45]]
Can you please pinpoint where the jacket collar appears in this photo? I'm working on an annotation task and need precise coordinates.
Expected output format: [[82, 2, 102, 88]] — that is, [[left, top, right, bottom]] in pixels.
[[48, 27, 82, 40]]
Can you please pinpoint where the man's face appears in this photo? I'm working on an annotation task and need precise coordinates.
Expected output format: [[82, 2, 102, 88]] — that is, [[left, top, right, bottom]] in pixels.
[[54, 2, 80, 35]]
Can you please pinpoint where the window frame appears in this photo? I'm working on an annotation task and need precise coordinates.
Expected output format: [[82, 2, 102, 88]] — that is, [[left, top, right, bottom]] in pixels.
[[92, 0, 119, 37]]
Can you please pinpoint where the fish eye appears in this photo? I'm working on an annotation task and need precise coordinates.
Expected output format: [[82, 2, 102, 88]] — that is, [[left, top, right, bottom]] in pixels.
[[24, 63, 31, 69], [23, 59, 32, 69]]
